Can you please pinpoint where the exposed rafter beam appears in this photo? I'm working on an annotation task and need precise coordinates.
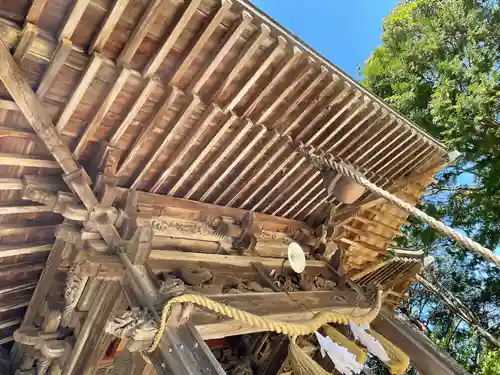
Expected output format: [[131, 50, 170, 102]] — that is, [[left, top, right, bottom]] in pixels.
[[257, 57, 316, 124], [149, 103, 221, 193], [109, 77, 158, 147], [200, 124, 267, 202], [0, 242, 52, 259], [117, 0, 164, 66], [0, 223, 58, 236], [0, 282, 38, 298], [0, 319, 22, 330], [26, 0, 48, 24], [56, 53, 102, 133], [13, 23, 38, 63], [190, 11, 254, 94], [143, 0, 204, 77], [90, 0, 131, 53], [184, 117, 253, 199], [170, 0, 233, 85], [132, 94, 201, 189], [0, 261, 45, 278], [73, 67, 131, 159], [243, 46, 303, 118], [59, 0, 91, 40], [0, 153, 60, 168], [225, 36, 287, 111], [167, 112, 237, 197], [214, 131, 281, 205], [36, 39, 73, 99], [213, 21, 269, 97], [118, 86, 183, 176]]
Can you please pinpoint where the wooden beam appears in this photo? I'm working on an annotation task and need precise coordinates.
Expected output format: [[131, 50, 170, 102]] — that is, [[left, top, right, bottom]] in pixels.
[[109, 77, 158, 147], [257, 58, 316, 124], [0, 336, 13, 345], [118, 188, 311, 233], [342, 224, 397, 244], [20, 239, 67, 325], [143, 0, 204, 77], [0, 242, 52, 259], [299, 88, 357, 144], [73, 67, 131, 159], [200, 123, 267, 201], [0, 153, 59, 168], [281, 175, 321, 217], [214, 131, 281, 205], [0, 261, 45, 278], [0, 126, 38, 140], [117, 0, 164, 66], [56, 53, 102, 133], [13, 23, 38, 63], [0, 318, 22, 330], [0, 99, 19, 111], [240, 150, 299, 209], [317, 96, 369, 149], [227, 137, 291, 206], [214, 21, 269, 97], [150, 250, 326, 269], [292, 188, 326, 220], [0, 202, 54, 215], [328, 104, 380, 153], [149, 103, 221, 193], [225, 36, 287, 111], [0, 282, 38, 298], [190, 11, 254, 94], [117, 86, 183, 176], [26, 0, 48, 24], [59, 0, 91, 40], [250, 153, 306, 211], [353, 216, 404, 236], [132, 94, 201, 189], [36, 38, 73, 99], [184, 116, 252, 199], [271, 168, 320, 214], [339, 237, 385, 254], [0, 178, 24, 190], [243, 46, 303, 117], [0, 300, 30, 313], [90, 0, 131, 53], [283, 77, 339, 135], [0, 224, 57, 236], [64, 282, 122, 375], [169, 0, 233, 85], [167, 111, 238, 197]]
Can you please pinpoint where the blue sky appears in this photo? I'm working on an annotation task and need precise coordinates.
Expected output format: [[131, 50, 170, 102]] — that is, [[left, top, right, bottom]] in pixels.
[[248, 0, 399, 78]]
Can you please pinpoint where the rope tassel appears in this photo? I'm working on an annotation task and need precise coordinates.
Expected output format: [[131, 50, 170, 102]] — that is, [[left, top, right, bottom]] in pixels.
[[288, 338, 331, 375], [322, 325, 367, 364], [367, 329, 410, 375]]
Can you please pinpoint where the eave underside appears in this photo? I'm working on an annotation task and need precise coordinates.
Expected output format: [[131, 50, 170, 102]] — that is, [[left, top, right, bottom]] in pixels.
[[0, 0, 446, 351]]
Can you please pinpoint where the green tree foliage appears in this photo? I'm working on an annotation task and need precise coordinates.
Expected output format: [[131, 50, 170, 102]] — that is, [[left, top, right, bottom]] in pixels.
[[361, 0, 500, 373]]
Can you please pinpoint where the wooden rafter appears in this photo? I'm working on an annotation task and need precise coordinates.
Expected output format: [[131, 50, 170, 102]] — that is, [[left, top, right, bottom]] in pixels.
[[143, 0, 204, 77]]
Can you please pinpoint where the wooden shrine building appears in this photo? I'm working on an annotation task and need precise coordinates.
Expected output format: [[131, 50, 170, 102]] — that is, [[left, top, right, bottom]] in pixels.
[[0, 0, 462, 374]]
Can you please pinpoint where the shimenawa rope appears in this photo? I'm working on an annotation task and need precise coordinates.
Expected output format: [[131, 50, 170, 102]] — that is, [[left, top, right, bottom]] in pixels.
[[301, 148, 500, 267], [141, 289, 383, 363]]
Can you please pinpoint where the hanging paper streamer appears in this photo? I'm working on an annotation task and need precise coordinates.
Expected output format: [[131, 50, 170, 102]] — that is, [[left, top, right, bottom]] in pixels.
[[314, 331, 364, 375], [349, 323, 389, 362]]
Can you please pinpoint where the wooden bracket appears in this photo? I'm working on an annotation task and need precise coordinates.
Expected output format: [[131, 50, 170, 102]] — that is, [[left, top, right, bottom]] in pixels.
[[234, 212, 261, 254]]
